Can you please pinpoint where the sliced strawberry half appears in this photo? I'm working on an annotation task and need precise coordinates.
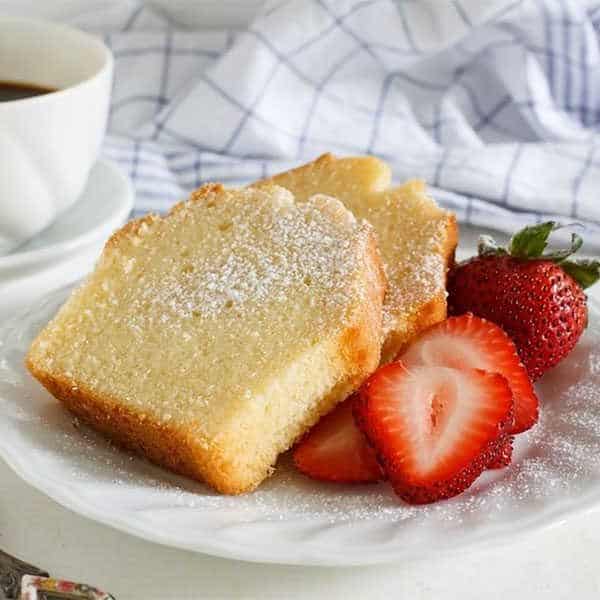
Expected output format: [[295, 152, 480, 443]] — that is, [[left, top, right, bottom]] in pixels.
[[399, 314, 538, 433], [354, 362, 513, 505], [488, 436, 513, 469], [293, 397, 384, 483]]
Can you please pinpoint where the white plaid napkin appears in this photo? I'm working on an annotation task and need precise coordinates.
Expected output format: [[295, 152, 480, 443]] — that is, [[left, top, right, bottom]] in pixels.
[[61, 0, 600, 245]]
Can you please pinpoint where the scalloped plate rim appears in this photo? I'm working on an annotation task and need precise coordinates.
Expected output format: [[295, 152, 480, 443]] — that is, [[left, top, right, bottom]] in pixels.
[[3, 433, 600, 566]]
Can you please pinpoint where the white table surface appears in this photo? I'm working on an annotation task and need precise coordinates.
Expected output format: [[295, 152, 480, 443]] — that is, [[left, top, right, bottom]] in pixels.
[[2, 226, 600, 599]]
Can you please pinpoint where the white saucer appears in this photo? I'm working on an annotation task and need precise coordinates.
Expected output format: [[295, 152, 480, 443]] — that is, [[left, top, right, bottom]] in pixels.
[[0, 159, 133, 277]]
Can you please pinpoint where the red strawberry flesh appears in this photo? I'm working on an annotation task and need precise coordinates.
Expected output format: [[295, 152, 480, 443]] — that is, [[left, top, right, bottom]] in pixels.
[[293, 397, 384, 483], [487, 436, 513, 469], [448, 255, 588, 381], [354, 362, 513, 505], [400, 314, 538, 433]]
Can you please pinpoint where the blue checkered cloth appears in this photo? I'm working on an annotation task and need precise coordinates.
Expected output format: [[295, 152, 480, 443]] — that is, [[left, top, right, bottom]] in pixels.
[[73, 0, 600, 245]]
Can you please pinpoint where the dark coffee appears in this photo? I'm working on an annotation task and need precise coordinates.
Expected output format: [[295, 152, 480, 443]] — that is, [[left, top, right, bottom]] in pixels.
[[0, 81, 56, 102]]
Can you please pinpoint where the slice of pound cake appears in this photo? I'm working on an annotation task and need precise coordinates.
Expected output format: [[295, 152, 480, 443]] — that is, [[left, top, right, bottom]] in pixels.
[[253, 154, 458, 362], [27, 184, 386, 494]]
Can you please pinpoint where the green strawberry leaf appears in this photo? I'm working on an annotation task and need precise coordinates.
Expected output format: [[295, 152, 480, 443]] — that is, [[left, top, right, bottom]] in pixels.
[[561, 258, 600, 289], [478, 234, 508, 257], [508, 221, 556, 259], [542, 232, 584, 262], [475, 222, 597, 290]]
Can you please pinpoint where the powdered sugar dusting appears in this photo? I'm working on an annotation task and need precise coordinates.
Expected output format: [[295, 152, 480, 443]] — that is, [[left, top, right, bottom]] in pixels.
[[259, 161, 453, 353], [133, 191, 363, 321], [28, 187, 378, 429], [383, 247, 446, 334], [2, 289, 600, 564], [352, 187, 452, 340]]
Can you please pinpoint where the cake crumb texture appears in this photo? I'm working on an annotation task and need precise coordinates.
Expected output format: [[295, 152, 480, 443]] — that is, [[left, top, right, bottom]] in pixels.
[[26, 183, 386, 494]]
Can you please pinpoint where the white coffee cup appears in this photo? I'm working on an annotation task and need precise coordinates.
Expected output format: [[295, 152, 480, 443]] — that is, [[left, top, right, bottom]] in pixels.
[[0, 17, 113, 256]]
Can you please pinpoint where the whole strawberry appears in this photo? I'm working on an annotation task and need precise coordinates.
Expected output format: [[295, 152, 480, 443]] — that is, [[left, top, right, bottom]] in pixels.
[[448, 222, 599, 381]]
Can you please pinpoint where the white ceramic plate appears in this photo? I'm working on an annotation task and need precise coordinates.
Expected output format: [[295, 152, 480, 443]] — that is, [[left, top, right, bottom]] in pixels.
[[0, 159, 133, 277], [1, 290, 600, 566]]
